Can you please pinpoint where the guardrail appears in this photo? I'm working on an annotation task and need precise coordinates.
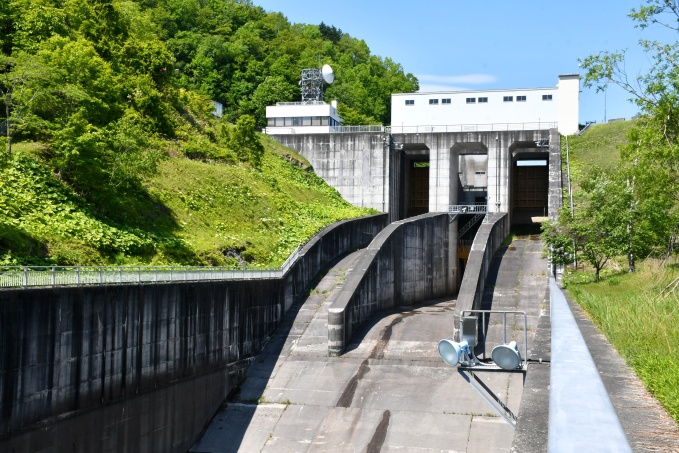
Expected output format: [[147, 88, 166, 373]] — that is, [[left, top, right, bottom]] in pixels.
[[1, 245, 303, 289], [548, 278, 632, 452], [388, 122, 557, 134], [329, 125, 384, 133], [449, 204, 487, 214], [0, 265, 286, 288]]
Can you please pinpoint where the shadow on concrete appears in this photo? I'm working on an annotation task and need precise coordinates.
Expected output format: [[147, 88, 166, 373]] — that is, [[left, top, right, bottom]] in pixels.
[[343, 296, 456, 354], [190, 253, 355, 452], [472, 246, 509, 356]]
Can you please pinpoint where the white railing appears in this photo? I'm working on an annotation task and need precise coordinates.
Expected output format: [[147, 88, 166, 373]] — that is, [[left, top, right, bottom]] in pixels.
[[275, 101, 327, 106], [449, 204, 488, 214], [388, 122, 557, 134], [329, 125, 384, 133]]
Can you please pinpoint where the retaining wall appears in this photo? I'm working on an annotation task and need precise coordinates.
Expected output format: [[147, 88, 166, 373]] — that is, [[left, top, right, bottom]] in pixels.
[[328, 213, 456, 355], [0, 214, 387, 453]]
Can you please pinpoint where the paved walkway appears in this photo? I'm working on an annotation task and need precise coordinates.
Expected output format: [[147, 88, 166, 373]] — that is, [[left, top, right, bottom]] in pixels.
[[191, 236, 550, 453]]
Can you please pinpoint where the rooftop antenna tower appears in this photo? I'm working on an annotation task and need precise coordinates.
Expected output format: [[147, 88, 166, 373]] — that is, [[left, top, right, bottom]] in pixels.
[[300, 64, 334, 103]]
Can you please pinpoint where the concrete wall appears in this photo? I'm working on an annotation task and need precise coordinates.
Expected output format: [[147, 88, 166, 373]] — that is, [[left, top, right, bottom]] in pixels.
[[271, 131, 558, 228], [453, 213, 510, 340], [0, 214, 387, 453], [327, 213, 456, 356], [270, 133, 388, 213]]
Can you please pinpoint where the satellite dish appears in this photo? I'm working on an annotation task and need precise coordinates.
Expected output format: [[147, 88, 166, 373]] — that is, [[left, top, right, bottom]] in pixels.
[[321, 64, 335, 84]]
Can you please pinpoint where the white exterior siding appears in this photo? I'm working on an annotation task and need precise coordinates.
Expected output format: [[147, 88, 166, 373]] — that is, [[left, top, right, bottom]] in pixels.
[[556, 74, 580, 135], [265, 101, 343, 134], [391, 74, 579, 135]]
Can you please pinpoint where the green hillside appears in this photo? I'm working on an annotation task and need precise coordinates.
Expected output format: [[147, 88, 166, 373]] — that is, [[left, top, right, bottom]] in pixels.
[[1, 135, 375, 267], [565, 120, 636, 187], [0, 0, 414, 267]]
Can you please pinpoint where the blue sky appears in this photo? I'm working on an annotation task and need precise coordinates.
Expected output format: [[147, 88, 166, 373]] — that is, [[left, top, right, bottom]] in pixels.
[[253, 0, 676, 125]]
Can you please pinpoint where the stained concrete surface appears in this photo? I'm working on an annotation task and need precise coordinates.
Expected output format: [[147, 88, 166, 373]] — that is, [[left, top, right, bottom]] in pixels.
[[191, 237, 549, 452]]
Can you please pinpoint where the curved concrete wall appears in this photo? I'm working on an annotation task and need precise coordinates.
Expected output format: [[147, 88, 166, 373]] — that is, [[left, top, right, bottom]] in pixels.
[[453, 213, 510, 340], [328, 213, 456, 356], [0, 214, 387, 453]]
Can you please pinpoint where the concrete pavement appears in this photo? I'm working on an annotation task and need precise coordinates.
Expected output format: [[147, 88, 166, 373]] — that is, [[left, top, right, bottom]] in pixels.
[[191, 236, 550, 452]]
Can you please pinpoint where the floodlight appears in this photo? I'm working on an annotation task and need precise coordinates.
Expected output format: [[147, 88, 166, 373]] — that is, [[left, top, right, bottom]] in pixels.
[[438, 339, 470, 366], [491, 341, 521, 370]]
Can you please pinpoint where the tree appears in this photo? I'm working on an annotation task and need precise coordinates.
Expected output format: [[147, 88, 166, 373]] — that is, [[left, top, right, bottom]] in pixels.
[[240, 75, 296, 127], [318, 22, 343, 43], [543, 168, 623, 282], [228, 114, 264, 168], [0, 52, 53, 155], [579, 1, 679, 268]]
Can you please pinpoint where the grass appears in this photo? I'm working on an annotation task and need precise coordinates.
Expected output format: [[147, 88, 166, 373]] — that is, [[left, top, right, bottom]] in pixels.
[[564, 258, 679, 424], [565, 120, 636, 193], [0, 133, 376, 267]]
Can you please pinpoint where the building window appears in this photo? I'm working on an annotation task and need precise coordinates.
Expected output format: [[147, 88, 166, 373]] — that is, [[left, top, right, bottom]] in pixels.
[[429, 99, 439, 105], [466, 97, 476, 104], [274, 117, 285, 126], [405, 99, 414, 105], [478, 97, 488, 103], [267, 118, 275, 127], [517, 95, 527, 102], [503, 96, 513, 102], [542, 94, 553, 101], [442, 98, 451, 104]]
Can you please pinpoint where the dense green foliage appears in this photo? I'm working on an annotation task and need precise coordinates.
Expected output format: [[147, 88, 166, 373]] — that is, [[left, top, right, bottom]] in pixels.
[[0, 0, 402, 266], [544, 1, 679, 279]]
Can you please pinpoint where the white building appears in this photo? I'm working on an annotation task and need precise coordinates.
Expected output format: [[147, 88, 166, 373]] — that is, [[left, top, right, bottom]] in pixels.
[[265, 100, 343, 134], [391, 74, 580, 135]]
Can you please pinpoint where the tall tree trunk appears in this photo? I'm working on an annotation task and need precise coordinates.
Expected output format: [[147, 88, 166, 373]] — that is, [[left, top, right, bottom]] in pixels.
[[5, 100, 10, 155], [628, 251, 635, 273]]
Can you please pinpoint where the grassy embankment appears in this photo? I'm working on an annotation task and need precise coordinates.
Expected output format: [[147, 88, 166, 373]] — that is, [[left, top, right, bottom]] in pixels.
[[0, 136, 376, 267], [562, 120, 679, 423]]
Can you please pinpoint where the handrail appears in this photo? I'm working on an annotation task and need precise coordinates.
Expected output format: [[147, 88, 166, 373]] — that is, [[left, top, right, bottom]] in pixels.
[[387, 122, 557, 134], [1, 243, 309, 290], [329, 125, 384, 133], [0, 265, 285, 288], [459, 214, 485, 237], [449, 204, 487, 214], [576, 121, 596, 136]]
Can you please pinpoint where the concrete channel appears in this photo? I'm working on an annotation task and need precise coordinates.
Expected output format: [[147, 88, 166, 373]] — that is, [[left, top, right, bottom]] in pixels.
[[191, 235, 550, 453]]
